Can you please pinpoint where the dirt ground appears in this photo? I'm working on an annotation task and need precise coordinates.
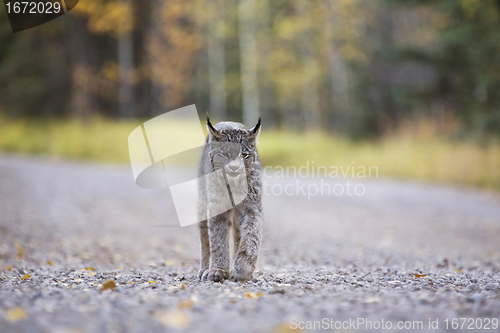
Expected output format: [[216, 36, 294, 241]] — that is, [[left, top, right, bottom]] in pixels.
[[0, 155, 499, 332]]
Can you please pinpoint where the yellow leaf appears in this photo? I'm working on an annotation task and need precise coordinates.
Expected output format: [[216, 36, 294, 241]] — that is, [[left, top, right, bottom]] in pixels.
[[457, 269, 463, 273], [274, 322, 300, 333], [149, 281, 156, 284], [102, 280, 116, 291], [166, 260, 175, 266], [154, 310, 190, 329], [177, 299, 195, 309], [245, 292, 263, 298], [88, 272, 96, 277], [85, 267, 95, 271], [21, 274, 30, 280], [414, 274, 427, 278], [127, 281, 133, 284], [7, 266, 12, 271], [46, 260, 54, 266], [4, 307, 27, 322], [118, 266, 123, 270], [15, 243, 24, 260]]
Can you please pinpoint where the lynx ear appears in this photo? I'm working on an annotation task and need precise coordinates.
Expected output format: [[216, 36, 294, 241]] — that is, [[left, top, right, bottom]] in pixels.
[[248, 117, 261, 140], [207, 116, 222, 140]]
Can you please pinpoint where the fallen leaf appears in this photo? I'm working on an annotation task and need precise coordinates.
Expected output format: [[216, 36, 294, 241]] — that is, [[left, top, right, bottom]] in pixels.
[[457, 269, 463, 273], [118, 266, 123, 270], [179, 283, 186, 290], [166, 260, 175, 266], [414, 274, 427, 278], [15, 243, 24, 260], [149, 281, 156, 284], [4, 307, 27, 322], [102, 280, 116, 291], [154, 310, 190, 329], [21, 274, 30, 280], [274, 322, 299, 333], [46, 260, 54, 266], [88, 272, 96, 277], [127, 281, 133, 284], [177, 299, 195, 309], [85, 267, 95, 271], [7, 266, 12, 271], [245, 292, 263, 298]]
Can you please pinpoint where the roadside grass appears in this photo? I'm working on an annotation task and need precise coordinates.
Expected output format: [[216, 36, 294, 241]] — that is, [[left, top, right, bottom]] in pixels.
[[0, 116, 499, 190]]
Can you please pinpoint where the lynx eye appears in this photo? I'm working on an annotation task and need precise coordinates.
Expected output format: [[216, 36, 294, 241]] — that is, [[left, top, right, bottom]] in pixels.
[[219, 152, 231, 158], [242, 153, 251, 159]]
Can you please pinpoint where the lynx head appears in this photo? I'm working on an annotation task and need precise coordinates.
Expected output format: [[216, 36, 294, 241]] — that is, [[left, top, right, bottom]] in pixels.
[[206, 117, 261, 178]]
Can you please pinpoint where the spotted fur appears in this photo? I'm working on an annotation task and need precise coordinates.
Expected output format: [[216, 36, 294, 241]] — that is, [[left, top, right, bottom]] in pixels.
[[197, 118, 263, 282]]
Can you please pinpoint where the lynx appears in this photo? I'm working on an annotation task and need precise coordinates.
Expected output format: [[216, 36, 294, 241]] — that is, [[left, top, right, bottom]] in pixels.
[[197, 117, 263, 282]]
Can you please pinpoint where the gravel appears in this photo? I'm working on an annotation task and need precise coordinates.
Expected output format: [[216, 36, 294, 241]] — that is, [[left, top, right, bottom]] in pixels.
[[0, 155, 499, 332]]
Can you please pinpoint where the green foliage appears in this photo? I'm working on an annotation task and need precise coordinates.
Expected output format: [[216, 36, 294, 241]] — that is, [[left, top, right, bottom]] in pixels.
[[384, 0, 500, 135], [1, 0, 500, 137], [0, 116, 498, 190]]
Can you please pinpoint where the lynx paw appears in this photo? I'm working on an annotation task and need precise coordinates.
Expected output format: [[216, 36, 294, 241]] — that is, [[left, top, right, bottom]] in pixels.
[[197, 268, 208, 280], [230, 268, 253, 282], [201, 269, 228, 282], [232, 256, 255, 281]]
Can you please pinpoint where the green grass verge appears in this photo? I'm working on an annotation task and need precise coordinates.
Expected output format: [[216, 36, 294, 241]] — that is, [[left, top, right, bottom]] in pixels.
[[0, 116, 499, 190]]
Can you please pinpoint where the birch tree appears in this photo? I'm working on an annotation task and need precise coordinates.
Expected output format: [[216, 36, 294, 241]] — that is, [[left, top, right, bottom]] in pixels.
[[207, 0, 227, 121], [238, 0, 260, 126]]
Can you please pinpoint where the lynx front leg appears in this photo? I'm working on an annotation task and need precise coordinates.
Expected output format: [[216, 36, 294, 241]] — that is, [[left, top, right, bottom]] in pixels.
[[232, 209, 263, 281], [198, 220, 210, 279], [202, 213, 231, 282]]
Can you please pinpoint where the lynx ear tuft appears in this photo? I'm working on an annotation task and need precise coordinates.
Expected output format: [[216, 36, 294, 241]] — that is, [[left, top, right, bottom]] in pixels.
[[248, 117, 261, 140], [207, 116, 222, 140]]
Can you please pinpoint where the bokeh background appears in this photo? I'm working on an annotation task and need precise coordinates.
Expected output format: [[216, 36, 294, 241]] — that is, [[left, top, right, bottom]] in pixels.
[[0, 0, 499, 189]]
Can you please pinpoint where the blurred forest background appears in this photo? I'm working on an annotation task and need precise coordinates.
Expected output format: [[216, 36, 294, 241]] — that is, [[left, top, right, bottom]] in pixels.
[[0, 0, 499, 189]]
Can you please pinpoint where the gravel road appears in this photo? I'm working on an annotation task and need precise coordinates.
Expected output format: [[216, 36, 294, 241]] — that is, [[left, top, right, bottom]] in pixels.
[[0, 154, 499, 332]]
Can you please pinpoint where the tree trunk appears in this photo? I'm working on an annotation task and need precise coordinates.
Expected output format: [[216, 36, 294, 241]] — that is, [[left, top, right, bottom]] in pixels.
[[207, 0, 227, 121], [294, 0, 320, 130], [118, 0, 134, 120], [69, 16, 97, 120], [238, 0, 260, 126]]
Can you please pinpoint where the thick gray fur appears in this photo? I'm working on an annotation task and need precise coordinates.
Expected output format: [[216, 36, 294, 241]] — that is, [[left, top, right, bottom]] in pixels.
[[197, 119, 263, 282]]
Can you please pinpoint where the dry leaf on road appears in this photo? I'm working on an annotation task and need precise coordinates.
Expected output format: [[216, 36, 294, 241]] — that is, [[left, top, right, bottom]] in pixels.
[[153, 310, 190, 329], [102, 280, 116, 291], [245, 292, 263, 298], [177, 299, 195, 309], [4, 307, 27, 322]]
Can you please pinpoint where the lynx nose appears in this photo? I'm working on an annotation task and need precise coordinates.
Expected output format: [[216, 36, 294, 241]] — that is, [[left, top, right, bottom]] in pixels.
[[226, 159, 242, 175], [228, 164, 239, 172]]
